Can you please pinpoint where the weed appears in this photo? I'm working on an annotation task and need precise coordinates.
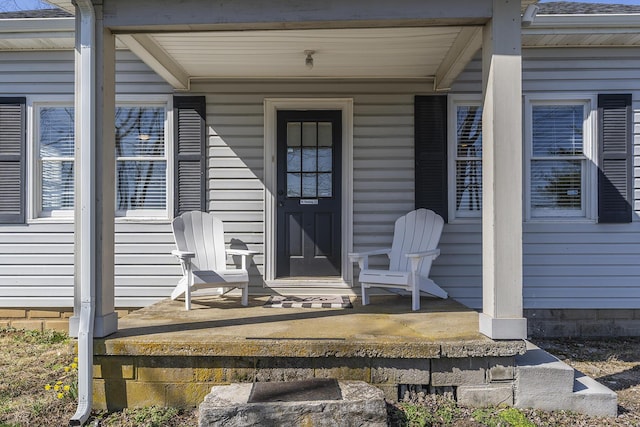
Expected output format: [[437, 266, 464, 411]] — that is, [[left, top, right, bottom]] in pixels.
[[398, 402, 433, 426], [498, 408, 535, 427]]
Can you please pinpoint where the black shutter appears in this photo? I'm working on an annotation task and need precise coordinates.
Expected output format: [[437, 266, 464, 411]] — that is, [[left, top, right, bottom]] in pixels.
[[0, 97, 26, 223], [598, 94, 632, 223], [415, 95, 448, 221], [174, 96, 206, 216]]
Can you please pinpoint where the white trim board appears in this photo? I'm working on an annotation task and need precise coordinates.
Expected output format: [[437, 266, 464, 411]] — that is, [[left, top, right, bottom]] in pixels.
[[263, 98, 354, 286]]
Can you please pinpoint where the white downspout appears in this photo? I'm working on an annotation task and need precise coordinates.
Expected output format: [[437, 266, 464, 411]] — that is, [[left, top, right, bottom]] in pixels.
[[70, 0, 95, 425]]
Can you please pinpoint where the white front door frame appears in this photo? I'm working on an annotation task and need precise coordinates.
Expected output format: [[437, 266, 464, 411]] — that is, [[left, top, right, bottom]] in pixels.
[[263, 98, 354, 286]]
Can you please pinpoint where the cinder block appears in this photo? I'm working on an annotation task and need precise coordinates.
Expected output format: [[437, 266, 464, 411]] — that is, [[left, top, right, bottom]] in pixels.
[[611, 320, 640, 336], [431, 358, 486, 387], [371, 358, 430, 385], [314, 358, 371, 382], [96, 357, 137, 380], [43, 320, 70, 332], [374, 383, 399, 401], [0, 321, 10, 328], [255, 357, 314, 382], [578, 321, 617, 338], [10, 320, 43, 332], [562, 309, 597, 320], [487, 357, 515, 382], [528, 320, 579, 339], [0, 309, 27, 318], [166, 382, 213, 408], [458, 384, 513, 407], [596, 309, 634, 320], [29, 309, 62, 318], [137, 364, 194, 383], [125, 381, 166, 407]]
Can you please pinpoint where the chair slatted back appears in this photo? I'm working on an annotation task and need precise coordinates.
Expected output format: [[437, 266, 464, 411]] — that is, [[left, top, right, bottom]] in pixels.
[[389, 209, 444, 276], [172, 211, 227, 271]]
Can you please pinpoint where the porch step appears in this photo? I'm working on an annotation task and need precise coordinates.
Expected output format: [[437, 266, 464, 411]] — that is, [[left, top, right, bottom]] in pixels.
[[514, 341, 617, 417], [198, 380, 387, 427]]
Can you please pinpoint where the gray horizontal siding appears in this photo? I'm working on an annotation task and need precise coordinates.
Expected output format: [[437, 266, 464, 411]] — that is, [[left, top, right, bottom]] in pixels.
[[0, 49, 174, 308], [445, 46, 640, 309]]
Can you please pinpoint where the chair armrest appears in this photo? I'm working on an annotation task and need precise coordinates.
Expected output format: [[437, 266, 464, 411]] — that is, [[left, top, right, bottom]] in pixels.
[[405, 249, 440, 274], [348, 248, 391, 270], [226, 249, 259, 257], [405, 249, 440, 259], [171, 250, 195, 260]]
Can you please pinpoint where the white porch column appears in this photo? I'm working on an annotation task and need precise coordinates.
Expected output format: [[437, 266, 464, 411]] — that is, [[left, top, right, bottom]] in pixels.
[[71, 3, 118, 338], [478, 0, 527, 340]]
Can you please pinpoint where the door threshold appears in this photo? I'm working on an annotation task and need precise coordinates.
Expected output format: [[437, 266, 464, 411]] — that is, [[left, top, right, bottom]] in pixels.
[[267, 278, 352, 289]]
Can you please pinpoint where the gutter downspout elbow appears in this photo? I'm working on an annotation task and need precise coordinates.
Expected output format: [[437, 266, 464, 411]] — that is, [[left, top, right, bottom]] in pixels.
[[70, 0, 96, 425]]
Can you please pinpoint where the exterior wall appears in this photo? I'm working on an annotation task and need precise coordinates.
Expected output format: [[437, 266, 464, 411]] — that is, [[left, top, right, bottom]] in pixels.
[[0, 50, 177, 309], [446, 47, 640, 311]]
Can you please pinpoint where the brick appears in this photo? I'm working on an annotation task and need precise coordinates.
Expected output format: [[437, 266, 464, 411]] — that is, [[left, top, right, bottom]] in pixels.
[[431, 358, 485, 387], [10, 320, 43, 332], [0, 309, 27, 318], [43, 320, 70, 333], [314, 358, 371, 382], [29, 309, 63, 319], [487, 357, 515, 382], [255, 357, 314, 382], [457, 384, 513, 407], [371, 358, 430, 385]]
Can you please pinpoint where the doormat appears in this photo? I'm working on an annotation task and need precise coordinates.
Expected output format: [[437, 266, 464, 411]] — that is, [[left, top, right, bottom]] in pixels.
[[264, 295, 352, 309]]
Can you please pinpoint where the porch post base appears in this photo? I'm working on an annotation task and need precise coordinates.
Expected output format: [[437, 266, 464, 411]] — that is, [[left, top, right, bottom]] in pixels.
[[479, 313, 527, 340], [69, 312, 118, 338]]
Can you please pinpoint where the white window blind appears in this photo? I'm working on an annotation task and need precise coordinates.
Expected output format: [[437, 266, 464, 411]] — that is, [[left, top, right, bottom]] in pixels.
[[454, 105, 482, 217]]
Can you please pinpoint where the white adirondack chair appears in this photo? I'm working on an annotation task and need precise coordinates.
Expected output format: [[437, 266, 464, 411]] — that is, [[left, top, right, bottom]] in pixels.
[[171, 211, 256, 310], [349, 209, 448, 311]]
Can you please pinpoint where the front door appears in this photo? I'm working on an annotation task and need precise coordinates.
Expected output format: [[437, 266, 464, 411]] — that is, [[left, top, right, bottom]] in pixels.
[[276, 110, 342, 277]]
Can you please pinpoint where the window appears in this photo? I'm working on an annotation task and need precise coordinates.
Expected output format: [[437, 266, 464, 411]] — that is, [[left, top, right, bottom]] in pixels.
[[33, 102, 169, 219], [448, 99, 482, 220], [526, 98, 595, 220], [115, 105, 167, 216], [36, 105, 75, 217]]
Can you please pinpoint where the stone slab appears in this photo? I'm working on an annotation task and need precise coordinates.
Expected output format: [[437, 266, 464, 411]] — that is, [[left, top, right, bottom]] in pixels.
[[457, 384, 513, 407], [199, 381, 386, 427]]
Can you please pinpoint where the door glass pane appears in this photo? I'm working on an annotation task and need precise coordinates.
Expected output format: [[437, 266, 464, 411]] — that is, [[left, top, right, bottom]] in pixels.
[[302, 173, 316, 197], [302, 122, 317, 147], [287, 147, 301, 172], [302, 147, 317, 172], [318, 148, 332, 172], [287, 173, 301, 197], [318, 173, 332, 197], [318, 122, 332, 147], [287, 122, 301, 147]]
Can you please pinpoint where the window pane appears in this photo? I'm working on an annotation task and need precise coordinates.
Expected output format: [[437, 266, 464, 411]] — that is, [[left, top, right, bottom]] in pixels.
[[287, 173, 301, 197], [532, 105, 583, 156], [287, 122, 301, 147], [40, 107, 74, 158], [116, 160, 166, 210], [42, 160, 74, 210], [302, 173, 316, 197], [302, 147, 317, 172], [318, 148, 332, 172], [287, 147, 301, 172], [531, 160, 582, 210], [318, 122, 332, 147], [456, 106, 482, 157], [456, 160, 482, 212], [115, 106, 165, 157], [318, 173, 332, 197]]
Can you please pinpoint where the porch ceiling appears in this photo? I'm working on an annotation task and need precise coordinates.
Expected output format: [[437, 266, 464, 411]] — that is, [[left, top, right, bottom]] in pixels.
[[118, 26, 482, 90]]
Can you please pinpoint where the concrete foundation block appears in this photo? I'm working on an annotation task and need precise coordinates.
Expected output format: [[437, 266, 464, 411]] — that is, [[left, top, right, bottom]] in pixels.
[[570, 372, 618, 417], [457, 384, 513, 407], [255, 357, 314, 382], [371, 358, 430, 385], [199, 381, 387, 427], [431, 358, 486, 386], [487, 357, 515, 382], [314, 358, 371, 382]]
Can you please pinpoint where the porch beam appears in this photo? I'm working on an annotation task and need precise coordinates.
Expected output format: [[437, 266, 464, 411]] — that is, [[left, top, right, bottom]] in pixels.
[[101, 0, 491, 31], [118, 34, 190, 90], [478, 0, 527, 340], [434, 26, 482, 91]]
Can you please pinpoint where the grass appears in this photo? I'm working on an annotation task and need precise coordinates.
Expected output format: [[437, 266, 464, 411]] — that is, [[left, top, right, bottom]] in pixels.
[[1, 327, 639, 426]]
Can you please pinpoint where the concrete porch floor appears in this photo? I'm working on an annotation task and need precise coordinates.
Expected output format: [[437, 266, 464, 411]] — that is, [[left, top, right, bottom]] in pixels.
[[92, 295, 527, 410]]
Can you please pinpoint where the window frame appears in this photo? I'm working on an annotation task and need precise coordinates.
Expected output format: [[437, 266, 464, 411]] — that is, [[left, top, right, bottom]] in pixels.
[[447, 95, 483, 222], [524, 94, 597, 222], [28, 96, 173, 222]]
